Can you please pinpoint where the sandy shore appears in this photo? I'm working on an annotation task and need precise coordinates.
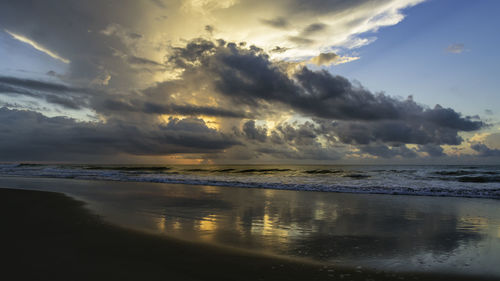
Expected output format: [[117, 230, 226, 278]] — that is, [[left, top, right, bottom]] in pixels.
[[1, 187, 497, 281]]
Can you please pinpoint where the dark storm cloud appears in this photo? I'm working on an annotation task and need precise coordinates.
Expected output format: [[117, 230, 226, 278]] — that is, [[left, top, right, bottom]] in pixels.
[[422, 105, 481, 131], [0, 76, 91, 109], [0, 100, 49, 112], [471, 143, 500, 157], [170, 39, 482, 123], [359, 144, 417, 159], [258, 121, 342, 160], [242, 120, 267, 142], [0, 83, 35, 97], [1, 74, 246, 118], [260, 17, 289, 28], [0, 76, 88, 94], [0, 107, 238, 161], [99, 98, 248, 118], [127, 56, 164, 67], [293, 68, 405, 120], [220, 119, 343, 161], [44, 95, 82, 110], [256, 146, 341, 160], [327, 117, 470, 146], [275, 122, 318, 146], [167, 38, 484, 151], [143, 103, 248, 118], [418, 144, 445, 157]]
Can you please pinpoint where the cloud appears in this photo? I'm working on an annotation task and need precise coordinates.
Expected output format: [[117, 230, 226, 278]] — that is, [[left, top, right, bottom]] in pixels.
[[470, 143, 500, 157], [167, 39, 484, 150], [127, 56, 164, 67], [0, 107, 238, 161], [172, 39, 480, 123], [0, 2, 168, 90], [359, 144, 417, 159], [101, 99, 248, 118], [288, 36, 315, 45], [44, 94, 82, 110], [308, 52, 338, 65], [205, 25, 215, 34], [242, 120, 267, 142], [302, 23, 327, 35], [5, 30, 70, 64], [418, 144, 445, 157], [0, 76, 91, 109], [224, 120, 343, 161], [308, 52, 360, 66], [46, 70, 59, 77], [150, 0, 167, 9], [0, 37, 487, 162], [0, 76, 87, 94], [0, 0, 426, 92], [260, 17, 289, 28], [270, 46, 289, 53], [446, 43, 465, 54], [1, 0, 492, 163], [127, 32, 143, 39]]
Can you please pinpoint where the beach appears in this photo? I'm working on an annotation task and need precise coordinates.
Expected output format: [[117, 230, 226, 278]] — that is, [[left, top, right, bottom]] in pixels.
[[1, 175, 499, 280]]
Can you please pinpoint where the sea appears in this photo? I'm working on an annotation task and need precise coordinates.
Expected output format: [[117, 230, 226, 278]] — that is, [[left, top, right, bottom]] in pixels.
[[0, 164, 499, 199]]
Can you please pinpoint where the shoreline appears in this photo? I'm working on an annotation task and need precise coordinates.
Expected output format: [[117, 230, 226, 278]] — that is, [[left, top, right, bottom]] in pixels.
[[0, 173, 498, 200], [1, 187, 498, 281]]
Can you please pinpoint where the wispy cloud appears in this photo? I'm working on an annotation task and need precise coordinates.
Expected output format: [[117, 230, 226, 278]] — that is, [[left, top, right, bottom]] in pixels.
[[446, 43, 465, 54], [5, 30, 70, 63]]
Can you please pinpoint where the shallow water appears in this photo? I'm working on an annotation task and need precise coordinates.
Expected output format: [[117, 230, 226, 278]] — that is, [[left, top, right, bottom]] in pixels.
[[1, 176, 500, 278]]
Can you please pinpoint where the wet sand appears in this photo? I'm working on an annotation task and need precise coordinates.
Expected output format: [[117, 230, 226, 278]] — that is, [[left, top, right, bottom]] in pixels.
[[2, 187, 499, 281], [1, 176, 500, 280]]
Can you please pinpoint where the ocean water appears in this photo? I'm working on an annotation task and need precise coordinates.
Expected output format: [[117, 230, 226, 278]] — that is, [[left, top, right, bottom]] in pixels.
[[0, 164, 498, 199]]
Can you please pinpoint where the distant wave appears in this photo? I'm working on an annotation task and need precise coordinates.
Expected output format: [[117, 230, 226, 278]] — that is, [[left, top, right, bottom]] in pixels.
[[234, 168, 292, 173], [0, 164, 499, 199], [457, 176, 500, 183], [434, 170, 498, 176], [85, 166, 172, 171], [305, 169, 342, 174]]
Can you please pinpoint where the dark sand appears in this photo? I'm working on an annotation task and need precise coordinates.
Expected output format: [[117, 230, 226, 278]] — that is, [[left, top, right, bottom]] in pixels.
[[0, 188, 497, 281]]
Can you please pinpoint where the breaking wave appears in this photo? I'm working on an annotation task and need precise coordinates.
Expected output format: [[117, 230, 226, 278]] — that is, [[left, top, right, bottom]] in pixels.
[[0, 164, 499, 199]]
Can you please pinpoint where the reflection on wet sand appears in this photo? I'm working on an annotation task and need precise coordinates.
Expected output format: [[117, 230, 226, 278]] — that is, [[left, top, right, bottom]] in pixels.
[[1, 176, 499, 277], [137, 184, 499, 276]]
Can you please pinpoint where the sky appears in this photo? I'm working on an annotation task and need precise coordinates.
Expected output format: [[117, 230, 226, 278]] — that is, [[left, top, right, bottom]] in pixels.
[[0, 0, 499, 164]]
